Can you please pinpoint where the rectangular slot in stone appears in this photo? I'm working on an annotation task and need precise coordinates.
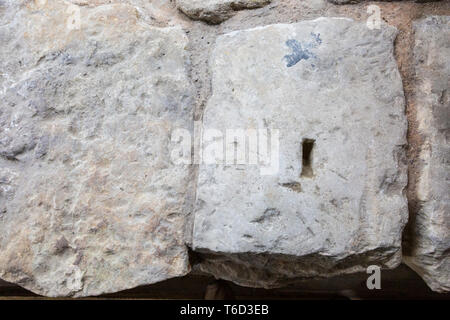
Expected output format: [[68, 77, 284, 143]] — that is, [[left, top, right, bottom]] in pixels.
[[301, 139, 315, 178]]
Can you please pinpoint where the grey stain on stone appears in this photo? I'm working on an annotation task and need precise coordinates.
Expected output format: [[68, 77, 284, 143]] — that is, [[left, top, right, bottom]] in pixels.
[[284, 33, 322, 67], [251, 208, 281, 223]]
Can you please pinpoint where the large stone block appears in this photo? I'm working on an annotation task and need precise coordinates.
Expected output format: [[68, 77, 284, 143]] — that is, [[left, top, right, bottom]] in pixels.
[[177, 0, 271, 24], [328, 0, 442, 4], [0, 1, 194, 296], [193, 18, 408, 287], [403, 16, 450, 293]]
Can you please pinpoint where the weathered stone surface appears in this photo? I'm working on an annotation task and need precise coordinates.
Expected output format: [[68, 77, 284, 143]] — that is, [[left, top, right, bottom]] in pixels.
[[0, 1, 194, 296], [66, 0, 187, 26], [177, 0, 271, 24], [328, 0, 441, 4], [193, 18, 408, 287], [403, 16, 450, 293]]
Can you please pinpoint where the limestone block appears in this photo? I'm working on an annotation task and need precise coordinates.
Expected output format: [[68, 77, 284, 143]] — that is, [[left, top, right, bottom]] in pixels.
[[403, 16, 450, 293], [0, 1, 194, 297], [193, 18, 408, 287], [177, 0, 271, 24]]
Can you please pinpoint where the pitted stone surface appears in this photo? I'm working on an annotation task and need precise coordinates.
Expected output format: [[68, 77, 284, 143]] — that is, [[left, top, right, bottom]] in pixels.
[[193, 18, 408, 287], [0, 1, 194, 297], [177, 0, 271, 24], [403, 16, 450, 293], [328, 0, 441, 4]]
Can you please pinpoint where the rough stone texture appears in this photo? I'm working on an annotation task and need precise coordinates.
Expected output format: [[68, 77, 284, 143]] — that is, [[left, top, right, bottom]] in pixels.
[[403, 16, 450, 293], [193, 18, 408, 287], [0, 0, 449, 298], [0, 1, 194, 297], [328, 0, 441, 4], [66, 0, 189, 27], [177, 0, 271, 24]]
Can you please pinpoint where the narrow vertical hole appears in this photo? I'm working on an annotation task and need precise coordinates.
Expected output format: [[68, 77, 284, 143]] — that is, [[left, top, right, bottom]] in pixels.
[[301, 139, 315, 178]]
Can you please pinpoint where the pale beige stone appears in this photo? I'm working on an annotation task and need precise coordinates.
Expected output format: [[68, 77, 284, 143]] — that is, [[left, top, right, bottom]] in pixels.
[[403, 16, 450, 293], [177, 0, 271, 24], [0, 1, 195, 297], [193, 18, 408, 287]]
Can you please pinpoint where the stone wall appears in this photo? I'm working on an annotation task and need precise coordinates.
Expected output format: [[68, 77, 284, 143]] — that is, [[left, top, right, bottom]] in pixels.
[[0, 0, 448, 297]]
